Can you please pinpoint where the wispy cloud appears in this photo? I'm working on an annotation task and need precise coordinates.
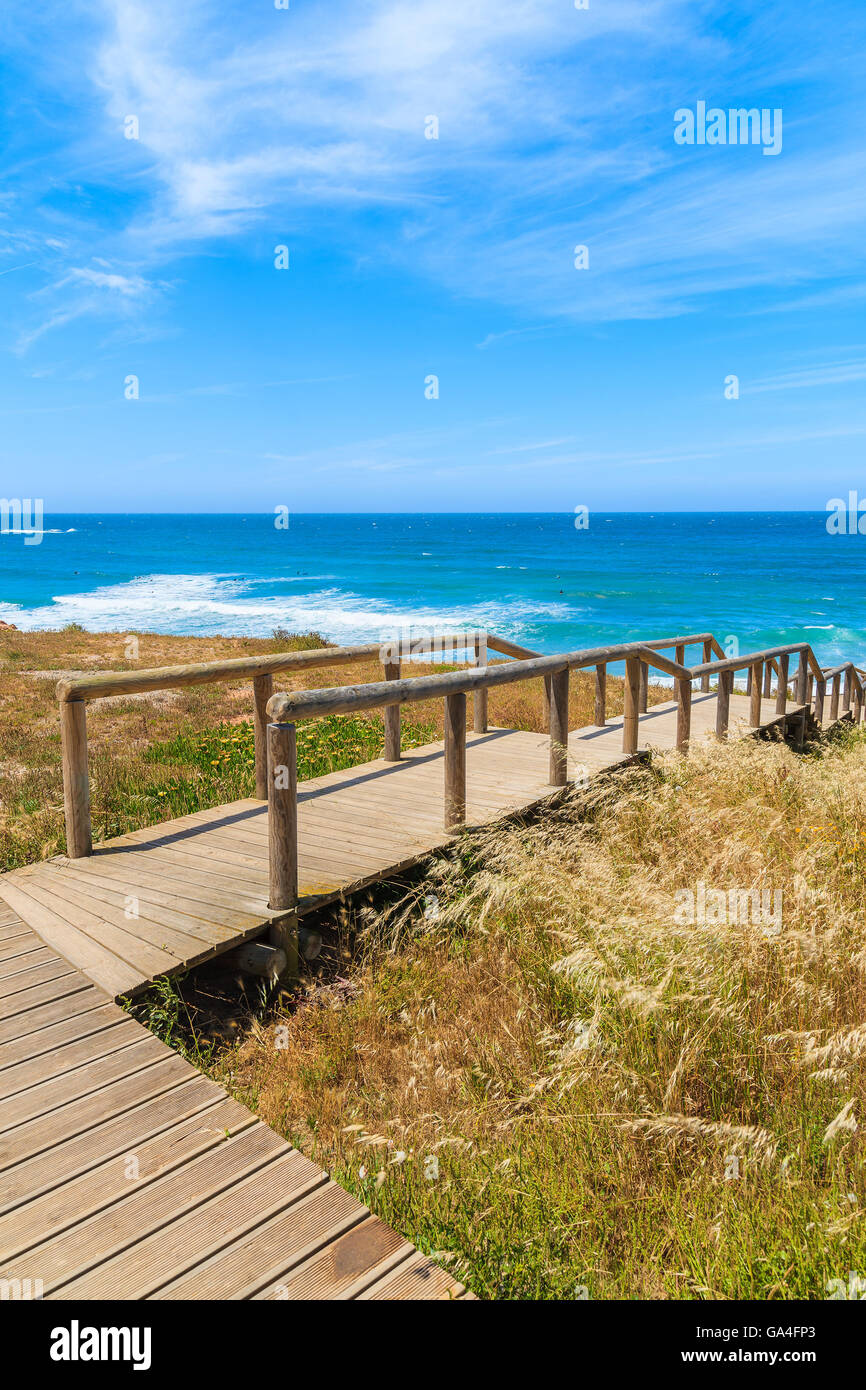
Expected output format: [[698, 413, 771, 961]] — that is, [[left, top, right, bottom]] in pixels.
[[4, 0, 866, 343]]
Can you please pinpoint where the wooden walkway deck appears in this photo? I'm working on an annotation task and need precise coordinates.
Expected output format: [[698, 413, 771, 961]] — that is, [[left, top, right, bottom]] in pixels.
[[0, 692, 790, 1001], [0, 899, 469, 1300]]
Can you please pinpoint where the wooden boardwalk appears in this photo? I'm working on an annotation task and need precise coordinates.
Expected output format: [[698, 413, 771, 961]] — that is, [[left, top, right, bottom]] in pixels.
[[0, 685, 806, 1302], [0, 899, 469, 1300], [0, 692, 788, 1001]]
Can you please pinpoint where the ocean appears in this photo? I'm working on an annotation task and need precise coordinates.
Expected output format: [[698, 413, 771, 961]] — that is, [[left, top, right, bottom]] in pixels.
[[0, 512, 861, 668]]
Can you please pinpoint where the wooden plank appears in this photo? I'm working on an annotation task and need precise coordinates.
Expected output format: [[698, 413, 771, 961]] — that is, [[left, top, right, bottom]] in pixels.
[[0, 1075, 222, 1212], [0, 1014, 140, 1100], [0, 881, 140, 998], [0, 1036, 170, 1133], [0, 1096, 255, 1264]]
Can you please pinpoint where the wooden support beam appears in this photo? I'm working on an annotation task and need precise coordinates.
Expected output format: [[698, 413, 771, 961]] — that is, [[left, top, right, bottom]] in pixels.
[[253, 672, 274, 800], [548, 667, 569, 786], [675, 676, 691, 751], [675, 643, 685, 666], [750, 661, 763, 727], [830, 673, 841, 721], [224, 942, 287, 980], [473, 633, 488, 734], [60, 699, 92, 859], [383, 660, 402, 761], [762, 663, 772, 698], [623, 655, 641, 755], [843, 669, 853, 713], [594, 664, 607, 727], [638, 661, 648, 713], [775, 653, 788, 718], [814, 677, 826, 727], [444, 691, 467, 830], [715, 669, 732, 739], [797, 652, 809, 705], [267, 721, 299, 981], [701, 638, 711, 693]]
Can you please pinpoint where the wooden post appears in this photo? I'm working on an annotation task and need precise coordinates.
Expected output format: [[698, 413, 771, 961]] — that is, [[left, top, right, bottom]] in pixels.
[[444, 692, 466, 830], [253, 672, 274, 800], [797, 653, 808, 706], [701, 639, 711, 693], [775, 653, 788, 719], [843, 669, 853, 714], [60, 699, 92, 858], [806, 672, 814, 707], [638, 661, 648, 713], [383, 660, 401, 761], [675, 644, 685, 666], [715, 669, 732, 739], [675, 676, 691, 752], [594, 664, 607, 727], [473, 633, 488, 734], [762, 663, 772, 699], [830, 673, 840, 721], [750, 661, 763, 727], [814, 677, 826, 727], [267, 721, 299, 980], [548, 666, 569, 786], [746, 665, 753, 696], [855, 682, 863, 726], [623, 655, 640, 755]]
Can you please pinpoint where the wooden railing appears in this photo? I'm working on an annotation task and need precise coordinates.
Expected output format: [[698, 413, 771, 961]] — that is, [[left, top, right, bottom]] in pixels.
[[54, 631, 487, 859], [263, 633, 863, 913], [54, 629, 864, 874]]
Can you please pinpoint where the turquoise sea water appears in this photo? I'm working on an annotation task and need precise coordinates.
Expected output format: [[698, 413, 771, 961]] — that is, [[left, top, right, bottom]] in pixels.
[[0, 513, 862, 667]]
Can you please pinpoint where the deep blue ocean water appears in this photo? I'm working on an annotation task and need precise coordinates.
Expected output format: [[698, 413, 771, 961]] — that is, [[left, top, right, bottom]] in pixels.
[[0, 513, 862, 668]]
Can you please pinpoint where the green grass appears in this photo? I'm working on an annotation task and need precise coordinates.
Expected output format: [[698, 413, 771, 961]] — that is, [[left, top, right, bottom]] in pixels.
[[126, 711, 439, 821]]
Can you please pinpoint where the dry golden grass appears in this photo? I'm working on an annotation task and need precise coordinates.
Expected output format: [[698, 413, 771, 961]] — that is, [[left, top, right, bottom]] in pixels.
[[219, 728, 866, 1300], [0, 624, 666, 870]]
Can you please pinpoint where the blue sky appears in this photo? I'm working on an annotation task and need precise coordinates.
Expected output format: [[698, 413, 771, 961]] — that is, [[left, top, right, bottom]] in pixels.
[[2, 0, 865, 512]]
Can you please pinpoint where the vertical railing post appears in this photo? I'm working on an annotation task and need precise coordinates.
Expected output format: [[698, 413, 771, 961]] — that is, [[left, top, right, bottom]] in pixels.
[[701, 639, 711, 693], [60, 698, 92, 858], [675, 644, 685, 666], [549, 666, 569, 786], [675, 675, 691, 751], [806, 672, 814, 707], [383, 658, 402, 761], [444, 692, 466, 830], [594, 663, 607, 727], [746, 665, 753, 696], [623, 655, 640, 755], [473, 632, 488, 734], [715, 669, 732, 739], [638, 660, 648, 713], [854, 679, 863, 726], [814, 677, 826, 727], [843, 668, 853, 714], [830, 673, 841, 721], [762, 663, 772, 699], [797, 652, 808, 706], [775, 653, 788, 719], [750, 660, 763, 727], [267, 720, 299, 980], [253, 672, 274, 799]]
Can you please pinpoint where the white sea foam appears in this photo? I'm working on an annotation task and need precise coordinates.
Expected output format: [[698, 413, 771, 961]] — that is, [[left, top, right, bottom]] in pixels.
[[0, 572, 573, 644]]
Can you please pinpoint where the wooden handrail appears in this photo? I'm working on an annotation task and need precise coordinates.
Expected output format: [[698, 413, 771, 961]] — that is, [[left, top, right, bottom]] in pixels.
[[54, 630, 487, 859], [54, 633, 486, 703], [54, 622, 860, 868]]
